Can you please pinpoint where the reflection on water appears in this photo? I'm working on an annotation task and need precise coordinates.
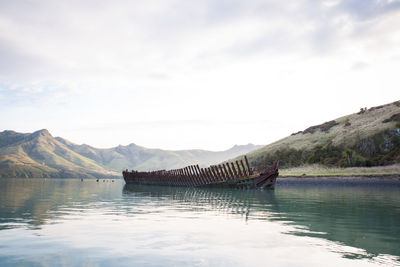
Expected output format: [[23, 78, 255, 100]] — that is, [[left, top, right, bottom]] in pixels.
[[0, 178, 399, 266], [123, 182, 400, 259]]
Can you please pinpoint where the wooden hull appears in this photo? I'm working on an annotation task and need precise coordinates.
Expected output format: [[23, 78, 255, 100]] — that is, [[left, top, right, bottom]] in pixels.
[[123, 158, 279, 189]]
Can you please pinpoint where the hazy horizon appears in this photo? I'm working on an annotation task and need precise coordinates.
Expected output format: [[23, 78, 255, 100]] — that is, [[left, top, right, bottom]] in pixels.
[[1, 0, 400, 150], [1, 127, 263, 151]]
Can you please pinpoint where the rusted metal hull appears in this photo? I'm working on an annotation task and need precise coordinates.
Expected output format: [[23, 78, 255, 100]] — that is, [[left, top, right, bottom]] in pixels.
[[122, 157, 279, 189]]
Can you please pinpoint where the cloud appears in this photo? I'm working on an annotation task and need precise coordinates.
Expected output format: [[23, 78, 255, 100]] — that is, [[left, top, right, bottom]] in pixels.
[[0, 0, 398, 81], [0, 39, 55, 79], [334, 0, 400, 20], [351, 61, 369, 70], [0, 79, 81, 107], [0, 0, 399, 149]]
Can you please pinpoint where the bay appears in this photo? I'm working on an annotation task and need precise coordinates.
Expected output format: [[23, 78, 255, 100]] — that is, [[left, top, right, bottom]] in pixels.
[[0, 178, 399, 266]]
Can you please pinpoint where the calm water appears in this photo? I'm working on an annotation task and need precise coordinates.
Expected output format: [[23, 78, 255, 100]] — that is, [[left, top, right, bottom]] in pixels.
[[0, 178, 400, 266]]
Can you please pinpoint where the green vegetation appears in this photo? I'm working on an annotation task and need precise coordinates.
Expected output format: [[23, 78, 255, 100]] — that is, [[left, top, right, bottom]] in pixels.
[[247, 100, 400, 173], [0, 130, 121, 178], [251, 133, 399, 170], [2, 100, 399, 178]]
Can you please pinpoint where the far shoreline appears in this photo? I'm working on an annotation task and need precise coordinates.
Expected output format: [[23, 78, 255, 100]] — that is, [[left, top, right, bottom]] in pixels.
[[278, 164, 400, 180], [279, 174, 400, 179], [276, 176, 400, 187]]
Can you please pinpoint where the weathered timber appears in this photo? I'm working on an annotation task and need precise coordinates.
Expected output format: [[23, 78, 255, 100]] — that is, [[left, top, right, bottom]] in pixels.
[[218, 165, 226, 180], [240, 160, 247, 177], [182, 168, 189, 186], [226, 163, 234, 179], [215, 165, 223, 181], [123, 157, 279, 189], [190, 166, 197, 186], [193, 165, 201, 185], [230, 162, 238, 178], [195, 165, 203, 182], [188, 165, 196, 185], [196, 165, 204, 185], [192, 165, 201, 185], [222, 164, 230, 180], [210, 166, 218, 181], [206, 168, 214, 183], [236, 161, 243, 177], [200, 168, 207, 183], [203, 168, 210, 183], [197, 165, 206, 185], [244, 156, 252, 175]]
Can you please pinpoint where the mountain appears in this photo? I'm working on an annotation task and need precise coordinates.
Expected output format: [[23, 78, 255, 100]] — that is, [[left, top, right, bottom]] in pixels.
[[0, 129, 119, 178], [6, 100, 398, 178], [246, 100, 400, 169], [55, 138, 262, 171], [0, 129, 262, 178]]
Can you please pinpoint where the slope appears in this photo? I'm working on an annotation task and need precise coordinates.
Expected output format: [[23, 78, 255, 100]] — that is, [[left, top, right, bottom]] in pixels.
[[247, 100, 400, 169], [0, 129, 119, 178], [55, 137, 262, 171]]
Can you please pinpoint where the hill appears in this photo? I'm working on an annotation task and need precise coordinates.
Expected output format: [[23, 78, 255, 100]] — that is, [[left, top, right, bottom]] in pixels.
[[0, 130, 261, 178], [5, 100, 398, 178], [0, 129, 119, 178], [55, 137, 262, 171], [246, 100, 400, 170]]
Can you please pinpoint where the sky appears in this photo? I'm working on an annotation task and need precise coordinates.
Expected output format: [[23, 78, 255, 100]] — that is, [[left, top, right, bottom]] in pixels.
[[1, 0, 400, 151]]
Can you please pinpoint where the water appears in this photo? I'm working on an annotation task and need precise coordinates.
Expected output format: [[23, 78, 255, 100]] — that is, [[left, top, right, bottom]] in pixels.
[[0, 178, 399, 266]]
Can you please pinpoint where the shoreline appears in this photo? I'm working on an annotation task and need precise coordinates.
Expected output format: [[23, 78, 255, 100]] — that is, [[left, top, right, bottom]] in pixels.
[[278, 164, 400, 180], [277, 176, 400, 186], [279, 174, 400, 179]]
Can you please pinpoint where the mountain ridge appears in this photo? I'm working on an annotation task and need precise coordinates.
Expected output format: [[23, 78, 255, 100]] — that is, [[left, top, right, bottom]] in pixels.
[[0, 130, 262, 178], [55, 136, 262, 172], [3, 100, 399, 178], [0, 129, 119, 178]]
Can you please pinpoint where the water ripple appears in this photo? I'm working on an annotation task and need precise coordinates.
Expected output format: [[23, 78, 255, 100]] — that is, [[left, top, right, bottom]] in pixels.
[[0, 178, 399, 266]]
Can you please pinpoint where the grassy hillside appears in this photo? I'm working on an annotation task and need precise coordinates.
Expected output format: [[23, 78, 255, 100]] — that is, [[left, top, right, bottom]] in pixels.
[[0, 130, 119, 178], [5, 100, 398, 178], [247, 100, 400, 170]]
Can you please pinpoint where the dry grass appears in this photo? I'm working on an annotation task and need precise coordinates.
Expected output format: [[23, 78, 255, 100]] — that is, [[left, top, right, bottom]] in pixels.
[[249, 101, 400, 160], [280, 164, 400, 177]]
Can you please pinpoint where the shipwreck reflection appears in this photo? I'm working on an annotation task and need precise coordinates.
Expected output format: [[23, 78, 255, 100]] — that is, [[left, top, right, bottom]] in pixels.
[[1, 178, 399, 263], [123, 184, 277, 221], [123, 182, 400, 260]]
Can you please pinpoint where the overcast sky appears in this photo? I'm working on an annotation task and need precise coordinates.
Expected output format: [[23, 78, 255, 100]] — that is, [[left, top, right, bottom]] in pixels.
[[1, 0, 400, 150]]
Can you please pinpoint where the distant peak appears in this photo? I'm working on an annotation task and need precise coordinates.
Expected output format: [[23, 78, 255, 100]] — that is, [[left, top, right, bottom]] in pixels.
[[230, 143, 255, 149], [32, 129, 52, 138], [0, 130, 22, 138], [1, 130, 17, 134], [37, 129, 50, 134]]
